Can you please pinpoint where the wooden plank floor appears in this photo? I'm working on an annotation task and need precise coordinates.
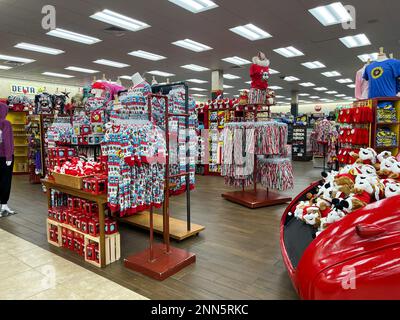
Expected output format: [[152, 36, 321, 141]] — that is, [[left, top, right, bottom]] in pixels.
[[0, 162, 321, 300]]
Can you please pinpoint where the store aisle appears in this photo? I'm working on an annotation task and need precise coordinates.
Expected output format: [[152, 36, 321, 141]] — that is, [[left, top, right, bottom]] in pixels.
[[0, 228, 147, 300]]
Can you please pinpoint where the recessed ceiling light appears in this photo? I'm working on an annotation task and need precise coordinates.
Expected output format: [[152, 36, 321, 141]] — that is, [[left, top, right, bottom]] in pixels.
[[275, 95, 285, 98], [191, 87, 207, 92], [223, 85, 234, 89], [310, 96, 320, 99], [148, 70, 175, 77], [14, 42, 64, 55], [326, 91, 338, 94], [128, 50, 166, 61], [301, 61, 326, 69], [187, 79, 208, 84], [358, 53, 379, 63], [273, 46, 304, 58], [269, 86, 283, 90], [230, 23, 272, 41], [298, 93, 310, 96], [0, 65, 12, 70], [322, 71, 341, 77], [299, 82, 315, 87], [238, 89, 249, 92], [119, 75, 132, 80], [269, 68, 280, 74], [47, 28, 101, 45], [245, 81, 252, 84], [172, 39, 212, 52], [347, 84, 356, 88], [90, 9, 150, 32], [65, 66, 99, 74], [309, 2, 353, 26], [314, 87, 328, 91], [0, 54, 35, 64], [285, 98, 292, 101], [284, 76, 300, 82], [335, 94, 346, 97], [42, 72, 74, 78], [345, 97, 356, 100], [336, 78, 353, 83], [181, 64, 209, 71], [339, 34, 371, 48], [222, 56, 251, 66], [223, 74, 241, 80], [93, 59, 129, 68], [168, 0, 218, 13]]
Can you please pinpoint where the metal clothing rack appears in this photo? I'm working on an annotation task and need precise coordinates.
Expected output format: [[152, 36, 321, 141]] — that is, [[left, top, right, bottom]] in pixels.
[[125, 82, 200, 280], [221, 104, 292, 209]]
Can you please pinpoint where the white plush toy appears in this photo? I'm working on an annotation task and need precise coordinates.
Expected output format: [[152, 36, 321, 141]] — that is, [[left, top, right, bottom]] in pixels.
[[385, 181, 400, 198], [357, 148, 377, 165], [378, 157, 397, 177], [389, 161, 400, 179], [302, 206, 321, 227], [377, 151, 392, 164]]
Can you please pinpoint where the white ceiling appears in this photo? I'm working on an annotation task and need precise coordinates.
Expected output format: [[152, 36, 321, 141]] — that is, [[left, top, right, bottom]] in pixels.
[[0, 0, 399, 103]]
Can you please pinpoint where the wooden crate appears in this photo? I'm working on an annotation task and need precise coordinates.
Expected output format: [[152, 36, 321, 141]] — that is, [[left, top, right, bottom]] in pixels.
[[46, 218, 121, 267], [52, 172, 88, 189], [85, 233, 121, 266]]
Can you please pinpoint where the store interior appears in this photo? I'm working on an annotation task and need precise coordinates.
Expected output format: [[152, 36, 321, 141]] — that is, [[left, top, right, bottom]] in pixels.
[[0, 0, 400, 300]]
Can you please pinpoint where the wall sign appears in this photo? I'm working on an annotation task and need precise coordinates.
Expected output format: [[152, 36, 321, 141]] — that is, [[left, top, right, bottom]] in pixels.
[[10, 85, 37, 95]]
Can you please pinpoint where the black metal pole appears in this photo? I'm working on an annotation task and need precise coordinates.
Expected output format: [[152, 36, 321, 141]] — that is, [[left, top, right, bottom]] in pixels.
[[185, 84, 191, 232]]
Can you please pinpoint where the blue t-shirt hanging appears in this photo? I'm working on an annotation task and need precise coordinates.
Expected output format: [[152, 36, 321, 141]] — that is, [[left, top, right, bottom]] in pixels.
[[363, 59, 400, 98]]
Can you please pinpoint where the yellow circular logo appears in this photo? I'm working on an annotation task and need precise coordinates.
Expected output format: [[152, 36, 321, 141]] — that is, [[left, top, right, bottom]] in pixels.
[[371, 67, 384, 79]]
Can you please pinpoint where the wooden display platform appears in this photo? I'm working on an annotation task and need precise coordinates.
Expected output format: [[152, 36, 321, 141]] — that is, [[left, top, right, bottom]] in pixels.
[[119, 211, 205, 241], [124, 243, 196, 281], [222, 190, 292, 209]]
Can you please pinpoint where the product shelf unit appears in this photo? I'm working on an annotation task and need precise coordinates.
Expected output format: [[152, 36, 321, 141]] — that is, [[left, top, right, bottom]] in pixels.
[[42, 179, 118, 268], [221, 105, 292, 209], [6, 111, 29, 174]]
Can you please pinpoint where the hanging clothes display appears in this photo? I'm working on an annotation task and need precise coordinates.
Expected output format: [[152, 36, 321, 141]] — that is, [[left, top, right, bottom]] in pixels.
[[101, 120, 166, 217], [221, 121, 291, 188], [311, 119, 339, 163], [151, 87, 198, 195], [257, 157, 294, 191], [355, 65, 369, 100]]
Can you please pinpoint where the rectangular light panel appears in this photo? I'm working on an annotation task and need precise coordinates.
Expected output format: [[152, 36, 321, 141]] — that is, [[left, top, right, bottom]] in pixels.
[[181, 64, 209, 71], [93, 59, 129, 68], [273, 46, 304, 58], [222, 56, 251, 66], [168, 0, 218, 13], [47, 28, 101, 45], [90, 9, 150, 32], [14, 42, 64, 55], [309, 2, 353, 26], [340, 34, 371, 48], [230, 24, 272, 41], [172, 39, 212, 52], [128, 50, 166, 61]]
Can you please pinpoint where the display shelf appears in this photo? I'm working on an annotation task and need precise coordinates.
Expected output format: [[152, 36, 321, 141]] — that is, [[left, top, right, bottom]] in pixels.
[[118, 211, 205, 241], [6, 111, 29, 174], [42, 179, 114, 268]]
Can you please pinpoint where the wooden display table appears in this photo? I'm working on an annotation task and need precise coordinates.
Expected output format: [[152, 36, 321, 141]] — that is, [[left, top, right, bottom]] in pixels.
[[42, 179, 119, 268], [222, 189, 292, 209], [119, 211, 205, 241]]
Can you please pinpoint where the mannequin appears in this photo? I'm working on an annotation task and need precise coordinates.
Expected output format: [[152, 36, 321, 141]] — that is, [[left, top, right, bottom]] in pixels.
[[0, 102, 15, 216], [363, 47, 400, 98]]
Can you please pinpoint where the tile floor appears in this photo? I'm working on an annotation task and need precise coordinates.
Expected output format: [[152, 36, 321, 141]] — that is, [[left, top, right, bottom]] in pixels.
[[0, 228, 148, 300]]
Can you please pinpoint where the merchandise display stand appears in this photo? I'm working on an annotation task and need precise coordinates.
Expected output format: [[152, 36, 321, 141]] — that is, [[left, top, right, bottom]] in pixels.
[[6, 111, 29, 174], [221, 105, 292, 208], [42, 179, 120, 268], [124, 83, 199, 281]]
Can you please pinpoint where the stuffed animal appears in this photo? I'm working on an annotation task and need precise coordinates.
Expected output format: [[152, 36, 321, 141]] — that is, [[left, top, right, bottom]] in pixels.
[[385, 181, 400, 198], [250, 51, 270, 91], [333, 173, 355, 197], [389, 161, 400, 179], [376, 151, 392, 170], [341, 177, 375, 212], [354, 148, 377, 165], [378, 157, 397, 177], [302, 206, 322, 228]]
